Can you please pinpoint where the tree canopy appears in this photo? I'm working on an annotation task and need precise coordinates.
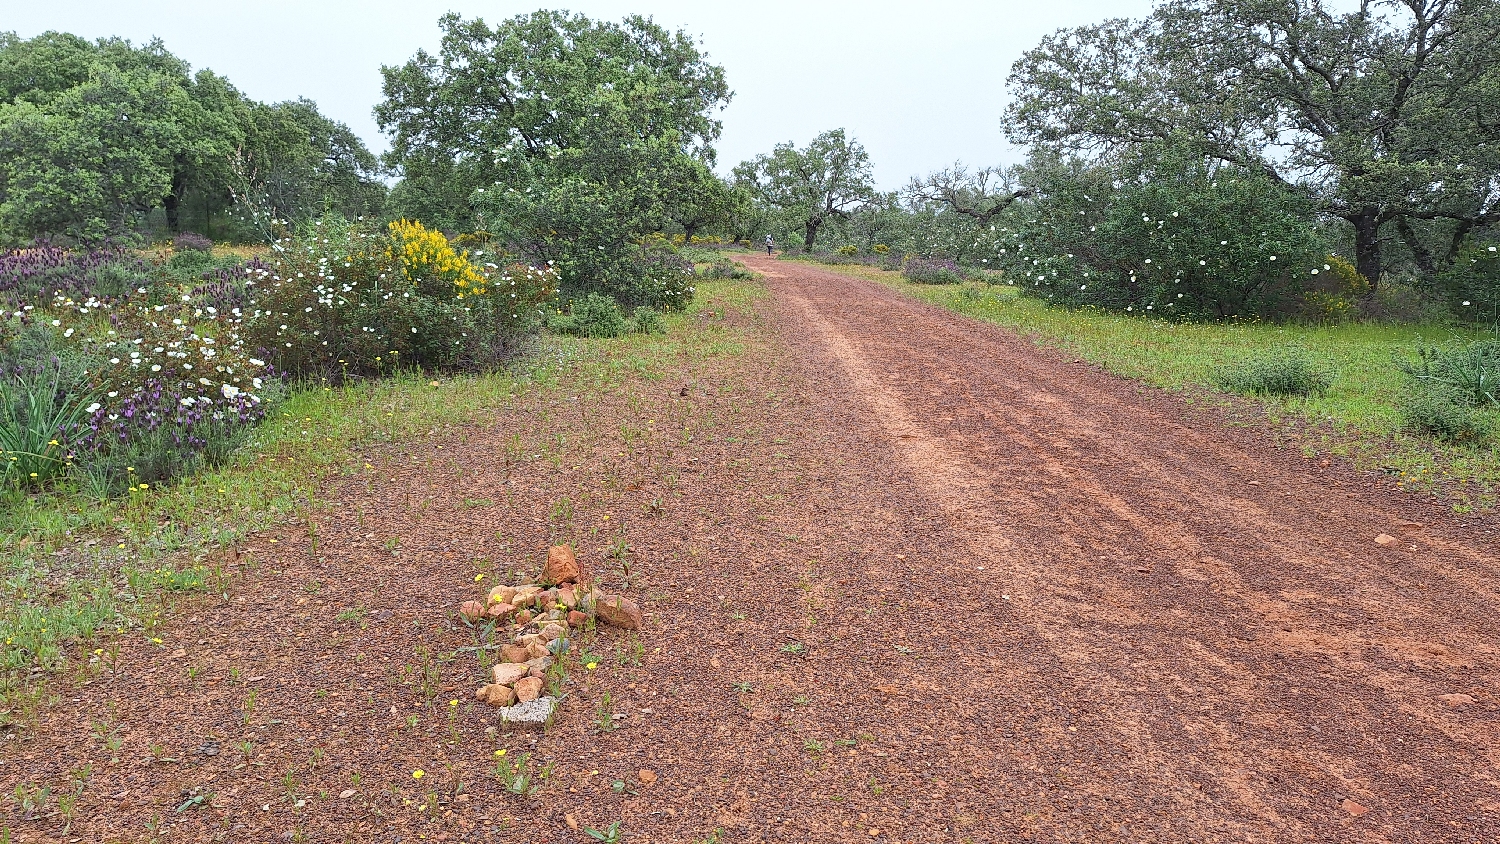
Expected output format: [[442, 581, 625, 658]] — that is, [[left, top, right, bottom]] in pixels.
[[733, 129, 876, 249], [1006, 0, 1500, 286], [0, 31, 383, 244], [376, 10, 732, 299]]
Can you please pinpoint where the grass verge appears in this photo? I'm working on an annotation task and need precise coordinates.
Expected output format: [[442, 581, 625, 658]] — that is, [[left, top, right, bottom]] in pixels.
[[0, 278, 762, 723], [798, 260, 1500, 511]]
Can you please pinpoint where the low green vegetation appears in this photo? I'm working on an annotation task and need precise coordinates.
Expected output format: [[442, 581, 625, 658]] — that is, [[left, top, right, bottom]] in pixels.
[[823, 263, 1500, 509]]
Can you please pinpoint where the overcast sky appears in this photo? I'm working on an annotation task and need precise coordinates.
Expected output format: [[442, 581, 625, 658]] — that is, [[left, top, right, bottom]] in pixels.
[[6, 1, 1155, 190]]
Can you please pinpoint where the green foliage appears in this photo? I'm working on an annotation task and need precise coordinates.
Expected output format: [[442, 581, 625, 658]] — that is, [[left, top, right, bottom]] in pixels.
[[631, 306, 664, 335], [0, 364, 94, 489], [1396, 337, 1499, 445], [1438, 240, 1500, 325], [551, 293, 628, 339], [1398, 385, 1495, 445], [245, 219, 557, 378], [378, 11, 729, 303], [1216, 350, 1332, 397], [228, 99, 386, 241], [1401, 340, 1500, 409], [733, 129, 876, 250], [1005, 0, 1500, 286], [698, 257, 754, 280], [0, 31, 383, 244]]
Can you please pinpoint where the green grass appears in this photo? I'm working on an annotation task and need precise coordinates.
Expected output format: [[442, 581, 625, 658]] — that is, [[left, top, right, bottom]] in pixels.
[[809, 261, 1500, 510], [0, 279, 762, 719]]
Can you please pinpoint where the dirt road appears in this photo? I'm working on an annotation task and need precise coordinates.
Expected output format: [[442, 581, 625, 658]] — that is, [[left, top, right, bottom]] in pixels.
[[736, 255, 1500, 842], [5, 257, 1498, 843]]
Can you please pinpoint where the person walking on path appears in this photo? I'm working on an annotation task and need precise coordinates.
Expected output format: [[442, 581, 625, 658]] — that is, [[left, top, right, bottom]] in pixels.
[[765, 234, 774, 255]]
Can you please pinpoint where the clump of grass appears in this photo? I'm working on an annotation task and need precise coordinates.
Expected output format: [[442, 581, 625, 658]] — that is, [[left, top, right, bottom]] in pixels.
[[631, 306, 665, 334], [1216, 350, 1332, 397], [1397, 339, 1500, 444]]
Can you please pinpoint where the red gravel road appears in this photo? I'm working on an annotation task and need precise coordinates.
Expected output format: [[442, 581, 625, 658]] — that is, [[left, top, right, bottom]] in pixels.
[[5, 255, 1499, 844], [739, 254, 1500, 843]]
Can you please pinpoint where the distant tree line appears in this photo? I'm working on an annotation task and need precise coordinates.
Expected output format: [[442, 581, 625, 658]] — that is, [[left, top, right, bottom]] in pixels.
[[0, 31, 385, 244], [734, 0, 1500, 322]]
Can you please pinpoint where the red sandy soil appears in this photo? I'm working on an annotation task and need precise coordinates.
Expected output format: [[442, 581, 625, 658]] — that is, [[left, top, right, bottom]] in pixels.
[[3, 256, 1498, 844]]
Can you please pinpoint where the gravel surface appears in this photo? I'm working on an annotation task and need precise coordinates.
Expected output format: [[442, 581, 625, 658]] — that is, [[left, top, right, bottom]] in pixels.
[[2, 257, 1497, 843]]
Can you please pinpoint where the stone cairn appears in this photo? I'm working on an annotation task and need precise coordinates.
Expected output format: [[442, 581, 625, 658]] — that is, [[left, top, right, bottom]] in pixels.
[[458, 545, 642, 731]]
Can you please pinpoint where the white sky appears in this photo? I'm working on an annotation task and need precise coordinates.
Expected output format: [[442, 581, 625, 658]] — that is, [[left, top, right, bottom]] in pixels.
[[4, 0, 1155, 190]]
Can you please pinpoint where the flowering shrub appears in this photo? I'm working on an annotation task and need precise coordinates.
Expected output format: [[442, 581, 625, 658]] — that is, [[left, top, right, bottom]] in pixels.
[[609, 244, 695, 312], [173, 232, 214, 252], [1438, 239, 1500, 324], [991, 148, 1325, 319], [0, 240, 275, 492], [903, 257, 965, 285], [245, 219, 557, 378], [388, 219, 488, 296], [0, 242, 149, 308]]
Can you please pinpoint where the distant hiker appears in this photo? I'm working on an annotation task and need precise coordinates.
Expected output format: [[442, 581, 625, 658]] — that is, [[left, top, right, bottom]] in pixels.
[[765, 234, 774, 255]]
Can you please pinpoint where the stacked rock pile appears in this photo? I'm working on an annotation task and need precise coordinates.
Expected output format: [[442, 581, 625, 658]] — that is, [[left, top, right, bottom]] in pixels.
[[459, 545, 643, 730]]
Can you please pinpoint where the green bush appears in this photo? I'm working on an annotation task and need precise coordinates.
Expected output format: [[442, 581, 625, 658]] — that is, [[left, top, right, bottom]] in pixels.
[[698, 257, 753, 280], [631, 306, 665, 334], [993, 144, 1326, 318], [551, 293, 628, 338], [245, 219, 557, 378], [1216, 350, 1332, 397], [1398, 385, 1495, 445], [902, 257, 965, 285], [1438, 239, 1500, 324]]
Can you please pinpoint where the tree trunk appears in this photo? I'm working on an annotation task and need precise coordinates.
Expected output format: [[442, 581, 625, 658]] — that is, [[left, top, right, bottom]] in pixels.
[[803, 218, 821, 250], [163, 164, 189, 233], [163, 191, 181, 233], [1352, 213, 1383, 289]]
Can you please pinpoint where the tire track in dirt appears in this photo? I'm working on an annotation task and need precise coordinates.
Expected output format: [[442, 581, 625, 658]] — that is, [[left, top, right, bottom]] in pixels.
[[751, 255, 1500, 842]]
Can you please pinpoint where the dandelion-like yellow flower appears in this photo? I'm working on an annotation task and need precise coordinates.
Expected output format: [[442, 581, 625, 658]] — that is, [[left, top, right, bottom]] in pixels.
[[412, 769, 425, 780]]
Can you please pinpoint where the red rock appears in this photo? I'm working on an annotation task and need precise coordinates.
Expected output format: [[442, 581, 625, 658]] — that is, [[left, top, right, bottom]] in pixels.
[[515, 609, 533, 626], [514, 676, 543, 702], [542, 545, 581, 585], [459, 600, 486, 622], [1374, 534, 1398, 546], [486, 602, 514, 619], [491, 663, 528, 685], [567, 610, 588, 628], [499, 644, 530, 663], [595, 594, 643, 630], [478, 684, 516, 707], [1340, 799, 1369, 816], [637, 769, 658, 786], [486, 585, 516, 605], [525, 641, 550, 660], [558, 586, 579, 608], [1438, 693, 1476, 707], [539, 623, 567, 642]]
